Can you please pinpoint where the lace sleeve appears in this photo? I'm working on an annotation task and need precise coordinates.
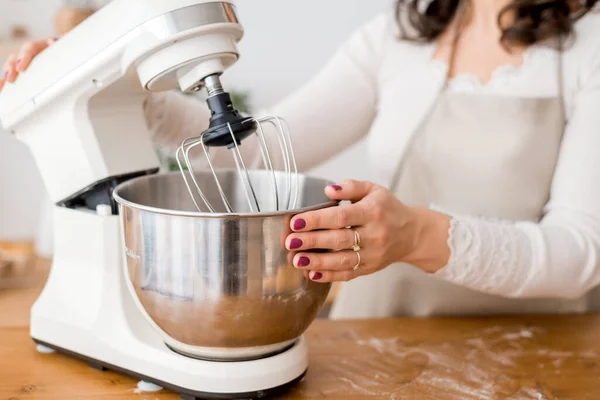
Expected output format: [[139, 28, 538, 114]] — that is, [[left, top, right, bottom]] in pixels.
[[435, 215, 533, 297], [144, 92, 267, 170], [144, 92, 211, 154]]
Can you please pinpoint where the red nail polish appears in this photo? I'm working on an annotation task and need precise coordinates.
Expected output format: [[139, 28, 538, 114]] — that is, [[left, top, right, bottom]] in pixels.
[[293, 219, 306, 231], [297, 256, 310, 267], [289, 238, 303, 250], [312, 272, 323, 280], [330, 185, 343, 191]]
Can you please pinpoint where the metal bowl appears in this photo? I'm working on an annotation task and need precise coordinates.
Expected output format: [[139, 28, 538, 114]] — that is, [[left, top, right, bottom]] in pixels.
[[113, 169, 335, 361]]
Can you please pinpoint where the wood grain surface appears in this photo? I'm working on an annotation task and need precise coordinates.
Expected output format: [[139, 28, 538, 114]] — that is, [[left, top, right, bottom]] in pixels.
[[2, 259, 600, 399]]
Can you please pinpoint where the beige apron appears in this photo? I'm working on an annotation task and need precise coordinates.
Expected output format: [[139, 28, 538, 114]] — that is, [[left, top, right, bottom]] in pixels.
[[330, 49, 597, 319]]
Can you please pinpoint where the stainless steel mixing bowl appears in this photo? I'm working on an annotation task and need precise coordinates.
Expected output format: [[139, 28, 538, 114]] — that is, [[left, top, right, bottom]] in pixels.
[[113, 170, 336, 361]]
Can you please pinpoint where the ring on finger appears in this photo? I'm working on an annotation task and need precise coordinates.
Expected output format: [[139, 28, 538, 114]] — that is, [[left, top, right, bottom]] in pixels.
[[353, 251, 361, 271], [350, 228, 361, 252]]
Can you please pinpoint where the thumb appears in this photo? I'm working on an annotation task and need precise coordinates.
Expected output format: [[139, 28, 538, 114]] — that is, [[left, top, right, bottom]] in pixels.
[[325, 180, 374, 203]]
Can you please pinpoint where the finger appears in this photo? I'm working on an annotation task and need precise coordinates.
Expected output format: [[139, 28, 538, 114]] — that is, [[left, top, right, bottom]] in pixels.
[[0, 77, 5, 91], [325, 180, 376, 203], [286, 251, 295, 266], [286, 228, 356, 251], [4, 55, 17, 83], [17, 40, 49, 72], [307, 269, 357, 283], [279, 215, 293, 247], [291, 203, 366, 232], [293, 250, 362, 272]]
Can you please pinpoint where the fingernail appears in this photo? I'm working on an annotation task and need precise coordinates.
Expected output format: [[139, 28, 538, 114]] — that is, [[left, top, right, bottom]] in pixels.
[[297, 256, 310, 267], [311, 272, 323, 281], [4, 71, 8, 79], [330, 185, 343, 191], [293, 219, 306, 231], [15, 59, 21, 69], [289, 238, 303, 250]]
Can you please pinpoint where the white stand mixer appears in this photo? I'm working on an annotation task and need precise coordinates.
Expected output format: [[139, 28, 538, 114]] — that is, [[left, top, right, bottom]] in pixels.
[[0, 1, 309, 398]]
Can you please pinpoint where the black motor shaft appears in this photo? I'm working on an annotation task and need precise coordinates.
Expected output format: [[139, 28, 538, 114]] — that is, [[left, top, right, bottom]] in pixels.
[[200, 75, 257, 148]]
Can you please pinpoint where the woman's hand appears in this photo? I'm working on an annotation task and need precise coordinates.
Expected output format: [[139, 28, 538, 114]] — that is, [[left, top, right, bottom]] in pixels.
[[0, 37, 59, 91], [285, 180, 452, 283]]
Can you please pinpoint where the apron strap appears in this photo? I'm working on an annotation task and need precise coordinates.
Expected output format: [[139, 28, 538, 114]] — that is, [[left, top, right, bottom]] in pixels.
[[557, 34, 567, 124]]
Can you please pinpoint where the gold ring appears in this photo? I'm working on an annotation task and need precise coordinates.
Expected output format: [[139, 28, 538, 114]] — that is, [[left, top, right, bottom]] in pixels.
[[353, 251, 361, 271], [351, 229, 361, 252]]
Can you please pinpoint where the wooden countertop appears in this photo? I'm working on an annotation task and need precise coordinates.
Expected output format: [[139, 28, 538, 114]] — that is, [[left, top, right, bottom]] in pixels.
[[2, 260, 600, 399]]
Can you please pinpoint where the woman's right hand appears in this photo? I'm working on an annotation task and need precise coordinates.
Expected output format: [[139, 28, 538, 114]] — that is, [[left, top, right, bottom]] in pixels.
[[0, 37, 59, 91]]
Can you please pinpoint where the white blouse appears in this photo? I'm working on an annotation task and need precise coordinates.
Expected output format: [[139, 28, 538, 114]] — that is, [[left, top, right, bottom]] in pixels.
[[144, 11, 600, 300]]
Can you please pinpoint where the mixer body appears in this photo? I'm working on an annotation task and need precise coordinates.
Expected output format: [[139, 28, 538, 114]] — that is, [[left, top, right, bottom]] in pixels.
[[0, 1, 328, 398]]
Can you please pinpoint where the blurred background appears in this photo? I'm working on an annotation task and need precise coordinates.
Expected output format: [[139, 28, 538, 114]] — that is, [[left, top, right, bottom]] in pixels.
[[0, 0, 391, 260]]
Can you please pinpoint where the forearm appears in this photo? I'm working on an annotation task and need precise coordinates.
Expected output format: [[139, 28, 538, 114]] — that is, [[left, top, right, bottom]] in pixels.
[[402, 207, 451, 273], [144, 91, 349, 172], [429, 214, 535, 296], [144, 92, 210, 153], [146, 92, 270, 174], [143, 15, 389, 172], [404, 207, 600, 299]]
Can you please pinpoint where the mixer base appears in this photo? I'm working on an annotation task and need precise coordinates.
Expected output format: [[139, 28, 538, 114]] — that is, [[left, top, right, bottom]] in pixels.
[[33, 338, 306, 399]]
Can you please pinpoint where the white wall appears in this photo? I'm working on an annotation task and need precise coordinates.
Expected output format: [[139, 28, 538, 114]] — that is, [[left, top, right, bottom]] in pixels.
[[0, 0, 393, 242]]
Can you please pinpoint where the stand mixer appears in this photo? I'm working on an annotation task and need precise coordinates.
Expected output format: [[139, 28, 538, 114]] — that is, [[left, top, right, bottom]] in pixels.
[[0, 1, 333, 398]]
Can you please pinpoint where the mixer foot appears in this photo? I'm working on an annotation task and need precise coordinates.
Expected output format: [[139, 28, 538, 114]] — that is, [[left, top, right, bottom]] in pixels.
[[137, 380, 163, 393], [88, 361, 107, 371], [36, 344, 56, 354]]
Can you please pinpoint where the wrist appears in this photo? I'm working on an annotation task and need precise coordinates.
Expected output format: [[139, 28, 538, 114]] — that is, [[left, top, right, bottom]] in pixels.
[[403, 207, 451, 273]]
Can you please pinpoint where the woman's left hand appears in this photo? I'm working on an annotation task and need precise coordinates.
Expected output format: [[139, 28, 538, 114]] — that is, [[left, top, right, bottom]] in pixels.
[[285, 180, 451, 283]]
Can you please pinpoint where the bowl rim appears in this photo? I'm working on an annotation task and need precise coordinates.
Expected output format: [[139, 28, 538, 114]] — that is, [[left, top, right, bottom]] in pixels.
[[113, 169, 339, 218]]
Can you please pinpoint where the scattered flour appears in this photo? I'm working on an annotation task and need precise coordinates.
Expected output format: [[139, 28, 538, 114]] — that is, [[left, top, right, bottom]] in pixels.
[[502, 329, 534, 340], [339, 378, 380, 396], [356, 338, 396, 354], [326, 324, 594, 399]]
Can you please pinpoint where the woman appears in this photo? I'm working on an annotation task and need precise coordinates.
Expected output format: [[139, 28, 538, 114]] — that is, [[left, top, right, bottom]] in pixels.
[[2, 0, 600, 319]]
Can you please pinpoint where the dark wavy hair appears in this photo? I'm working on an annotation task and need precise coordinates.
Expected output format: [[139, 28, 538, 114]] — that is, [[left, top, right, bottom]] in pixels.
[[396, 0, 598, 46]]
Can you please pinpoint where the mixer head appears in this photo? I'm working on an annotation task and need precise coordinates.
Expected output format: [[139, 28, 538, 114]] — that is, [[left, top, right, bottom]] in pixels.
[[176, 74, 299, 214]]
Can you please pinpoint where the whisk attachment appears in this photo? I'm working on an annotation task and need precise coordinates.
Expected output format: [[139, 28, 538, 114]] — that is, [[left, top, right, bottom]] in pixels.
[[176, 74, 299, 214]]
